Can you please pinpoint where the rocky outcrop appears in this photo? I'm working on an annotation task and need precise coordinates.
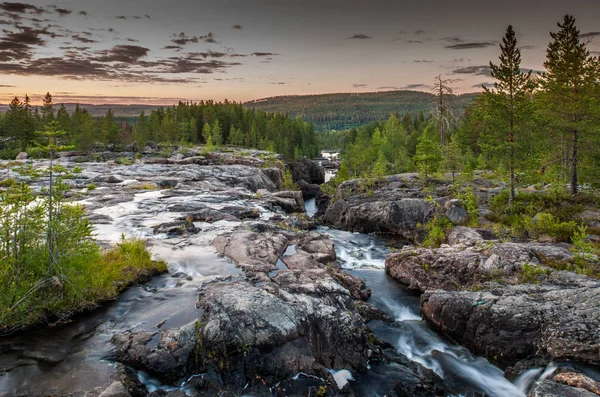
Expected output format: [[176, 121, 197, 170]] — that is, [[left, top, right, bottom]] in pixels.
[[385, 229, 574, 292], [257, 189, 305, 213], [420, 271, 600, 368], [528, 379, 598, 397], [288, 160, 325, 185], [113, 228, 384, 390]]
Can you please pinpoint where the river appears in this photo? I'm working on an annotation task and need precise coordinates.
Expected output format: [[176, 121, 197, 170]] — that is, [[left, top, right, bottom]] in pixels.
[[0, 164, 552, 396]]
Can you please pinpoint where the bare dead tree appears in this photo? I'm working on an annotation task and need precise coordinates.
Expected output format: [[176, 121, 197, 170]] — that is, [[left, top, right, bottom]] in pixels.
[[431, 75, 457, 146]]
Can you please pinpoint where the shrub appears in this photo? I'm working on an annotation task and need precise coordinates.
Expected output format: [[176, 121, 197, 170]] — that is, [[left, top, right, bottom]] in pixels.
[[86, 183, 97, 191], [282, 169, 299, 191], [523, 212, 577, 242], [456, 186, 479, 226], [0, 178, 17, 188], [423, 215, 453, 247], [519, 263, 551, 283]]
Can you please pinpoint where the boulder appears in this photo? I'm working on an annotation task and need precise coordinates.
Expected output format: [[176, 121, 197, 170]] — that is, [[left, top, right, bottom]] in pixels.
[[153, 220, 199, 236], [258, 189, 305, 213], [447, 226, 484, 246], [288, 160, 325, 185], [444, 199, 470, 225], [15, 152, 28, 160], [528, 379, 598, 397], [420, 272, 600, 368]]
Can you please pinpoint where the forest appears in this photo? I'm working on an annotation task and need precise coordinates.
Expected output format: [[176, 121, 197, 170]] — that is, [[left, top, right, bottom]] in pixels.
[[0, 98, 320, 161], [324, 17, 600, 198], [244, 90, 478, 131]]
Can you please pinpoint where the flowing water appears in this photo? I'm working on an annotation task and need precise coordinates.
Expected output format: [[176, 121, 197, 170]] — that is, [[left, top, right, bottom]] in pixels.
[[0, 168, 553, 396]]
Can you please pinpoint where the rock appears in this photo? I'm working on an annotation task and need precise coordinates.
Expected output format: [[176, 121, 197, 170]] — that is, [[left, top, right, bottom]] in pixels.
[[552, 370, 600, 395], [153, 220, 199, 236], [420, 271, 600, 368], [212, 229, 289, 280], [288, 160, 325, 185], [297, 179, 322, 198], [93, 175, 123, 184], [113, 322, 197, 384], [146, 141, 157, 149], [260, 167, 283, 190], [447, 226, 484, 246], [258, 189, 305, 213], [445, 199, 470, 226], [185, 208, 240, 223], [528, 379, 598, 397], [97, 381, 131, 397], [156, 180, 178, 189], [324, 198, 435, 240], [297, 232, 336, 263], [15, 152, 28, 160]]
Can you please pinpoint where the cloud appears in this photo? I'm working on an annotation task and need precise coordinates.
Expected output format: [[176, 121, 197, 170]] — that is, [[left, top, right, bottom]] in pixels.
[[473, 82, 495, 88], [413, 60, 434, 63], [406, 40, 422, 44], [453, 65, 491, 76], [171, 32, 218, 45], [439, 36, 465, 44], [162, 45, 182, 50], [232, 24, 242, 29], [96, 45, 149, 63], [353, 83, 366, 88], [79, 10, 88, 16], [347, 34, 372, 40], [50, 6, 71, 16], [401, 83, 429, 90], [0, 83, 14, 87], [199, 32, 218, 43], [519, 45, 536, 50], [72, 34, 97, 43], [0, 2, 44, 14], [581, 32, 600, 38], [376, 86, 400, 90], [414, 30, 426, 35], [251, 52, 276, 56], [446, 42, 495, 50]]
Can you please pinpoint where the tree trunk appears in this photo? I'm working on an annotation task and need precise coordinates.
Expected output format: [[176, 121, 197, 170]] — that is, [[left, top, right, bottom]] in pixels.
[[571, 128, 578, 195]]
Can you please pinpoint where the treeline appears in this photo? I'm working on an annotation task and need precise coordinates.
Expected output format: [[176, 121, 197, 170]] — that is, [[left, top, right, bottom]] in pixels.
[[330, 15, 600, 194], [245, 91, 478, 131], [0, 97, 319, 161]]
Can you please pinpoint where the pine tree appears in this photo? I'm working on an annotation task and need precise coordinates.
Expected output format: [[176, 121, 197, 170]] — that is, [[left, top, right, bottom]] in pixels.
[[442, 139, 462, 182], [414, 131, 441, 178], [41, 92, 54, 125], [102, 109, 120, 148], [540, 15, 596, 195], [202, 122, 212, 144], [212, 119, 222, 146], [485, 25, 535, 204]]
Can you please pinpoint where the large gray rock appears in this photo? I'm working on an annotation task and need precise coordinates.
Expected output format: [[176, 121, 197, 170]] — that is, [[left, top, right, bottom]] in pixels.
[[444, 199, 470, 225], [420, 272, 600, 368], [528, 379, 598, 397], [15, 152, 28, 160], [258, 189, 305, 213], [385, 240, 538, 292]]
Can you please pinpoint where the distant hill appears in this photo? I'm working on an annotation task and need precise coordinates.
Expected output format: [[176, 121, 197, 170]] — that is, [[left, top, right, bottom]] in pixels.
[[244, 90, 480, 130], [0, 103, 160, 117]]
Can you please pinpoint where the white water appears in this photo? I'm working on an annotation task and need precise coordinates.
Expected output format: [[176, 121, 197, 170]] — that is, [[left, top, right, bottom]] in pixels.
[[323, 227, 541, 397]]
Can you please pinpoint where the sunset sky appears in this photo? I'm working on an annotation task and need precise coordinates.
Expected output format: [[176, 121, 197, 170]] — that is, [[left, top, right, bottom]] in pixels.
[[0, 0, 599, 105]]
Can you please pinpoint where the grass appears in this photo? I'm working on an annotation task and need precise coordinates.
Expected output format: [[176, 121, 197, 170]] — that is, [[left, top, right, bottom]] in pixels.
[[128, 183, 159, 190], [0, 239, 167, 334]]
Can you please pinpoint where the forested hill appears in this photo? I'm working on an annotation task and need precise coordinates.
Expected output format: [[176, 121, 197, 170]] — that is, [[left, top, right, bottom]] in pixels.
[[0, 103, 158, 118], [244, 90, 480, 130]]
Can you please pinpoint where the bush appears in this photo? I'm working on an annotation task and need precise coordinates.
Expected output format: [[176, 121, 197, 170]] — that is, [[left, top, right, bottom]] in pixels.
[[456, 186, 479, 226], [282, 169, 299, 191], [519, 263, 551, 283], [523, 212, 577, 242], [423, 215, 453, 247]]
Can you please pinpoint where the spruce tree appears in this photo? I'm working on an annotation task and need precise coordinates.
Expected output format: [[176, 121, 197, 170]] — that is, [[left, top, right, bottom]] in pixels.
[[540, 15, 595, 195], [485, 25, 535, 204]]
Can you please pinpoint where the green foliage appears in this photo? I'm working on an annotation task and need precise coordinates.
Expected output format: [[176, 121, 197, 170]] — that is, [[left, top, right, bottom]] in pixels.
[[456, 187, 479, 226], [523, 213, 577, 242], [86, 183, 97, 191], [414, 131, 442, 178], [423, 215, 453, 247], [282, 170, 299, 191], [245, 90, 478, 131], [519, 263, 551, 283]]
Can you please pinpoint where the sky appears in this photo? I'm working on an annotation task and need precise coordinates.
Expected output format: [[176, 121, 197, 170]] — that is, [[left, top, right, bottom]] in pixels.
[[0, 0, 599, 105]]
